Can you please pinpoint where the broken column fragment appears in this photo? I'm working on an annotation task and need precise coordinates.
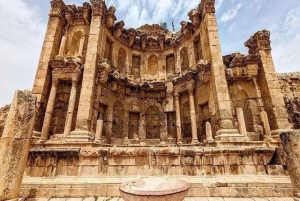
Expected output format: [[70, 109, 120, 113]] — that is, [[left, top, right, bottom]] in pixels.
[[0, 90, 36, 200], [280, 130, 300, 200]]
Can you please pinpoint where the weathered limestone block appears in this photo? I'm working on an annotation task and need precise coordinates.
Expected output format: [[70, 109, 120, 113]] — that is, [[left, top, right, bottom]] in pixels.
[[0, 104, 10, 137], [280, 130, 300, 199], [0, 90, 36, 200]]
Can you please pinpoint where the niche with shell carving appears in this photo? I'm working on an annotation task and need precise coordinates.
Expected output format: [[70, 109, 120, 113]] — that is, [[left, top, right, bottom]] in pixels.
[[180, 47, 189, 72], [67, 31, 83, 56], [148, 55, 158, 76], [117, 48, 127, 72]]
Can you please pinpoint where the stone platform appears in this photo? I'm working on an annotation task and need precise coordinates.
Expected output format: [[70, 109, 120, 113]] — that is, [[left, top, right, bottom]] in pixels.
[[20, 175, 293, 198], [24, 197, 295, 201]]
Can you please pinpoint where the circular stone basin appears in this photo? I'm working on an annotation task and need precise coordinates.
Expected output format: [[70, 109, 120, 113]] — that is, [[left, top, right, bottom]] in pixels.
[[119, 178, 189, 201]]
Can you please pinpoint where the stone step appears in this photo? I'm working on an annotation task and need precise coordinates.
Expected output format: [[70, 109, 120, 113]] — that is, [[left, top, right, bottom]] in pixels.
[[21, 175, 293, 198]]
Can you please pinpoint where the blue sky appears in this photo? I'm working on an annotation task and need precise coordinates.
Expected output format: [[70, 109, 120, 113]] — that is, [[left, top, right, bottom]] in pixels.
[[0, 0, 299, 106]]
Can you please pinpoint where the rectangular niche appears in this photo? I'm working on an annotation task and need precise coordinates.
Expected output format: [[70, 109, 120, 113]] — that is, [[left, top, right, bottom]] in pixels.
[[167, 112, 176, 138], [166, 54, 175, 76], [51, 80, 72, 135], [128, 112, 140, 139], [98, 104, 108, 138], [132, 55, 141, 79], [194, 35, 203, 62], [104, 38, 112, 61]]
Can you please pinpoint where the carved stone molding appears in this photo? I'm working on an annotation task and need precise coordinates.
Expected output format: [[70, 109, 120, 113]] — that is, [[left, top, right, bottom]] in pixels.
[[113, 20, 125, 39], [106, 6, 117, 29], [245, 29, 271, 55], [188, 9, 201, 29]]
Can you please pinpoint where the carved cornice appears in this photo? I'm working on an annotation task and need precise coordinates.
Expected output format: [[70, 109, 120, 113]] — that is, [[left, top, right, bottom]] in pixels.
[[188, 9, 201, 29], [106, 6, 117, 29], [245, 29, 271, 55], [113, 20, 125, 39]]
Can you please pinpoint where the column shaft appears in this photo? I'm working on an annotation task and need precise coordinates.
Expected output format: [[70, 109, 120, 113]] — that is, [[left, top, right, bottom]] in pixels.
[[63, 79, 78, 137], [188, 90, 199, 144], [78, 36, 85, 56], [175, 94, 182, 144], [95, 119, 103, 143], [58, 36, 67, 57], [236, 108, 247, 137], [41, 79, 59, 140]]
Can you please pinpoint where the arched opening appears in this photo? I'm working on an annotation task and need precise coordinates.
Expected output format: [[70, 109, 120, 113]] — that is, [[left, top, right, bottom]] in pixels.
[[117, 48, 127, 72], [181, 101, 192, 138], [146, 106, 160, 139], [148, 55, 158, 76], [180, 47, 189, 72], [68, 31, 83, 56], [112, 101, 124, 138]]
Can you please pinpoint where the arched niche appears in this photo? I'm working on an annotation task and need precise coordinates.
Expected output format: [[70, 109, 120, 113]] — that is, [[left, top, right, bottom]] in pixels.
[[112, 101, 124, 138], [146, 105, 160, 139], [117, 48, 127, 72], [181, 101, 192, 138], [148, 55, 158, 76], [68, 31, 83, 56], [180, 47, 189, 72]]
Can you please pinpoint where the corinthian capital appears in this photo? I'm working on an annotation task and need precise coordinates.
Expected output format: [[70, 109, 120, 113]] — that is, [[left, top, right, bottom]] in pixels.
[[199, 0, 215, 18], [90, 0, 106, 16], [245, 29, 271, 55], [50, 0, 65, 18]]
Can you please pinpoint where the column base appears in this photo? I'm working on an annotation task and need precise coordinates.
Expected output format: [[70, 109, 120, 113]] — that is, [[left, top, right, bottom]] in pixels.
[[6, 198, 19, 201], [215, 129, 248, 142], [191, 139, 200, 145], [66, 130, 94, 142], [123, 137, 130, 145]]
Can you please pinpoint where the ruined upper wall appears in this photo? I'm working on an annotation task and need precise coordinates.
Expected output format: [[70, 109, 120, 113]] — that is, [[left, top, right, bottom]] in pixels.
[[278, 72, 300, 129]]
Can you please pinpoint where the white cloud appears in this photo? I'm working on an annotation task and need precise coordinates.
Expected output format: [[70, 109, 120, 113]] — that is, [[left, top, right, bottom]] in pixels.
[[215, 0, 224, 11], [220, 3, 242, 23], [272, 7, 300, 72], [0, 0, 46, 106]]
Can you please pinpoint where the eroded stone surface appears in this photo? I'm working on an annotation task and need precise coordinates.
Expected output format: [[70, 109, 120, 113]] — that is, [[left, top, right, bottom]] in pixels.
[[0, 90, 36, 200]]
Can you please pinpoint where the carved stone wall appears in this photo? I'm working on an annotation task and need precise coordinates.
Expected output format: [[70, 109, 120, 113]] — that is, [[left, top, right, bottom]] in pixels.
[[278, 73, 300, 129]]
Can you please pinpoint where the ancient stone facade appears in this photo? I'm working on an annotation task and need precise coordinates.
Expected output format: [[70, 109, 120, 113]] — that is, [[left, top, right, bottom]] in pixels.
[[1, 0, 300, 199]]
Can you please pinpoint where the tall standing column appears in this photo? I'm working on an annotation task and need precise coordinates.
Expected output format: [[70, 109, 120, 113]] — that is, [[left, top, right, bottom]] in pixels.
[[236, 108, 248, 139], [78, 36, 85, 56], [0, 90, 36, 200], [123, 110, 130, 145], [199, 0, 238, 137], [174, 93, 182, 145], [63, 78, 78, 137], [95, 119, 103, 144], [41, 78, 59, 140], [58, 35, 67, 57], [75, 0, 105, 132], [188, 84, 199, 145]]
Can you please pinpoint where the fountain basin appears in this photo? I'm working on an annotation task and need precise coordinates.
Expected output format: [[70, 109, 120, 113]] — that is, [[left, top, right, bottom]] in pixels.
[[119, 178, 189, 201]]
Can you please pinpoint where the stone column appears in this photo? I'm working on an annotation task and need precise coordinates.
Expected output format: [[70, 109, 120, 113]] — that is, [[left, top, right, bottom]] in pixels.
[[174, 93, 182, 145], [253, 77, 264, 111], [95, 119, 103, 144], [245, 30, 290, 132], [205, 122, 213, 143], [41, 78, 59, 140], [78, 36, 85, 56], [63, 78, 78, 137], [138, 113, 146, 140], [123, 110, 130, 145], [260, 110, 272, 140], [58, 35, 67, 57], [0, 90, 36, 201], [75, 0, 105, 132], [236, 108, 248, 138], [188, 85, 199, 144], [280, 130, 300, 200]]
